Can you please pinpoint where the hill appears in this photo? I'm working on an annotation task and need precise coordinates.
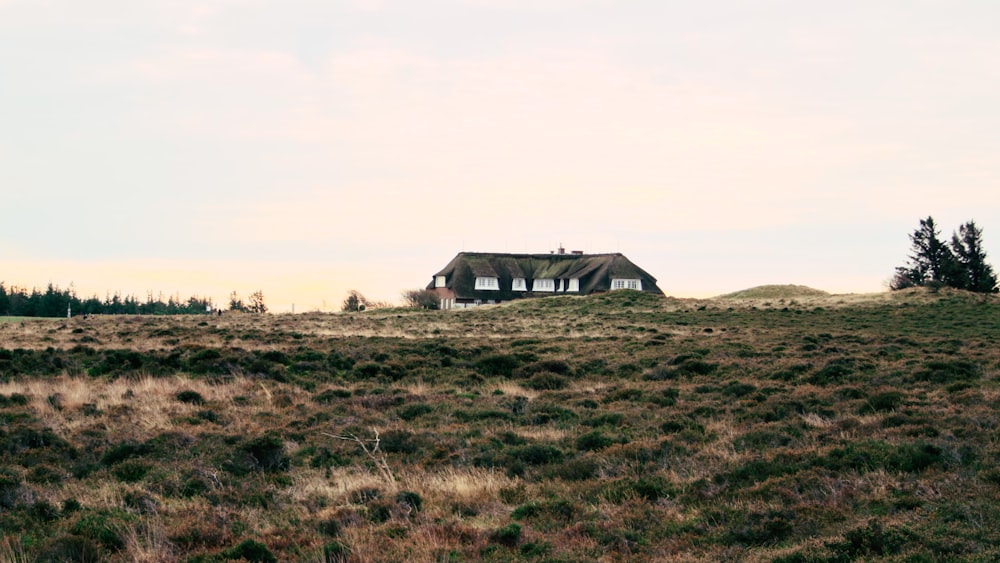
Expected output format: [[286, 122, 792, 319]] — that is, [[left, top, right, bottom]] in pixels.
[[718, 284, 830, 299], [0, 290, 998, 561]]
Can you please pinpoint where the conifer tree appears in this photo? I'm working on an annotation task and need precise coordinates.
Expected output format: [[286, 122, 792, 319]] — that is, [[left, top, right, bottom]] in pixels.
[[951, 221, 999, 293], [892, 216, 958, 289]]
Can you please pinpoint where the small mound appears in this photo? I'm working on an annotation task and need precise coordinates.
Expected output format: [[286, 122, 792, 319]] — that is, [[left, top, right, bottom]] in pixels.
[[719, 285, 829, 299]]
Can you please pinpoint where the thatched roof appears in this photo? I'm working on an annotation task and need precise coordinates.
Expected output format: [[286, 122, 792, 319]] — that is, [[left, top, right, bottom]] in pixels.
[[428, 252, 663, 300]]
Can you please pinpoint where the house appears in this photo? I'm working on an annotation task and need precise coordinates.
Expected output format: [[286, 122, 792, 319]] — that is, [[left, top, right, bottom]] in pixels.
[[427, 248, 663, 309]]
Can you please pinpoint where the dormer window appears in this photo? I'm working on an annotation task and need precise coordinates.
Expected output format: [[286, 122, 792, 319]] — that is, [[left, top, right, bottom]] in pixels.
[[567, 278, 580, 292], [435, 275, 446, 288], [512, 278, 527, 291], [475, 277, 500, 290], [611, 278, 642, 290], [532, 278, 555, 292]]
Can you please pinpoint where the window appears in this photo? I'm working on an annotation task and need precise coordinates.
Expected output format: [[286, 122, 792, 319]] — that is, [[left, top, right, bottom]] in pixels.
[[532, 278, 555, 292], [566, 278, 580, 292], [611, 278, 642, 290], [512, 278, 527, 291], [557, 279, 564, 292], [475, 277, 499, 290], [435, 275, 446, 288]]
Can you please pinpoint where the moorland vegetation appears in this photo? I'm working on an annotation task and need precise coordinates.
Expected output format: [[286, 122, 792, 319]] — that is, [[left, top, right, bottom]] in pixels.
[[1, 288, 999, 561]]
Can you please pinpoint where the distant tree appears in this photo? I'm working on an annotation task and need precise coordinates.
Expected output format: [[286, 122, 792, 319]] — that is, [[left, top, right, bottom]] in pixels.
[[950, 221, 998, 293], [892, 216, 998, 294], [0, 282, 8, 315], [892, 216, 960, 289], [341, 290, 369, 312], [402, 288, 439, 310], [248, 290, 268, 314], [229, 291, 247, 312]]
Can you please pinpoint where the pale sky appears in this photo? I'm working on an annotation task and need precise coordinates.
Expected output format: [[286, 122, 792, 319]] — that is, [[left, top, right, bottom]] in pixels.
[[2, 1, 998, 312]]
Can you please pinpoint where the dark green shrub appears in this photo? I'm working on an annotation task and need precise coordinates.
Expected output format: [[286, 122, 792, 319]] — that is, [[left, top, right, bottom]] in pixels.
[[524, 372, 568, 390], [862, 391, 903, 413], [584, 413, 625, 427], [548, 458, 599, 481], [379, 430, 417, 454], [100, 442, 153, 466], [34, 535, 101, 563], [733, 429, 794, 452], [313, 388, 352, 404], [259, 350, 288, 364], [175, 390, 205, 405], [602, 474, 674, 503], [71, 509, 134, 552], [322, 541, 350, 563], [721, 380, 756, 398], [0, 392, 30, 407], [491, 523, 522, 547], [513, 359, 572, 378], [526, 403, 577, 425], [222, 539, 277, 563], [398, 403, 433, 420], [111, 460, 150, 483], [575, 431, 615, 452], [475, 354, 521, 377], [914, 360, 980, 383], [510, 444, 563, 465], [226, 434, 288, 474], [769, 363, 811, 381], [350, 487, 380, 504], [725, 509, 794, 546], [808, 358, 855, 385], [395, 490, 422, 513], [648, 388, 679, 406], [602, 387, 644, 403], [827, 519, 910, 558]]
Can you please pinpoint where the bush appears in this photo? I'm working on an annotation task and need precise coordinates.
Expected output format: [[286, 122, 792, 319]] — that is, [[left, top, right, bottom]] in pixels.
[[398, 403, 433, 420], [510, 444, 564, 465], [513, 359, 573, 378], [176, 390, 205, 405], [402, 289, 439, 310], [575, 431, 615, 452], [225, 434, 288, 474], [71, 509, 134, 552], [862, 391, 904, 413], [491, 523, 522, 547], [222, 539, 278, 563], [914, 360, 980, 383], [827, 519, 910, 558], [524, 372, 568, 390], [475, 354, 521, 377], [34, 535, 101, 563]]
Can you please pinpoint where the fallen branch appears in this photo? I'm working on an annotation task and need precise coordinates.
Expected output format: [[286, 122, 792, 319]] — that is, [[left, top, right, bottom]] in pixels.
[[321, 428, 397, 489]]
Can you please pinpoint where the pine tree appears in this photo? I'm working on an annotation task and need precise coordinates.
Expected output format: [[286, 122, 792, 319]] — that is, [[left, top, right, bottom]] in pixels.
[[229, 291, 247, 312], [248, 290, 268, 314], [892, 216, 960, 289], [951, 221, 999, 293]]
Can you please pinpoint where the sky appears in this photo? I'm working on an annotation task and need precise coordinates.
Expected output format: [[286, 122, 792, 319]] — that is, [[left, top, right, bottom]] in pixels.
[[2, 0, 999, 312]]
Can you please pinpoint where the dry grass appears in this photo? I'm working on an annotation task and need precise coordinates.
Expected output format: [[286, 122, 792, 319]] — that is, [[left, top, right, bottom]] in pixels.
[[1, 288, 999, 561]]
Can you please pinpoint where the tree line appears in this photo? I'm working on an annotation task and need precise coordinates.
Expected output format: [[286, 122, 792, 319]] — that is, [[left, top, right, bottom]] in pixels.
[[0, 283, 269, 317], [891, 216, 998, 293]]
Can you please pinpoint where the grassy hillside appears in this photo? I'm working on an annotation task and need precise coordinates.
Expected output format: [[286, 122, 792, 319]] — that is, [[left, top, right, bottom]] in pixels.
[[1, 289, 999, 562]]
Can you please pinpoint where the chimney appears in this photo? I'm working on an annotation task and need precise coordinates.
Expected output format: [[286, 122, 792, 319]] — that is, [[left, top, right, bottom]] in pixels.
[[557, 244, 565, 255]]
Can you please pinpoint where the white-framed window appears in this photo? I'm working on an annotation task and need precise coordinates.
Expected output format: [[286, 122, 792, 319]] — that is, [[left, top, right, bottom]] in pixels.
[[435, 275, 446, 288], [557, 279, 564, 292], [512, 278, 527, 291], [532, 278, 555, 292], [566, 278, 580, 292], [475, 277, 500, 290], [611, 278, 642, 290]]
